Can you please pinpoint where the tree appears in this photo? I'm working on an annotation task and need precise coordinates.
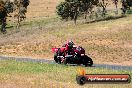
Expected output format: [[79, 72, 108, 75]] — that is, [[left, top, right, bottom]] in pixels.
[[56, 0, 99, 24], [0, 0, 13, 33], [121, 0, 129, 14], [97, 0, 109, 17], [112, 0, 119, 15], [14, 0, 30, 28], [113, 0, 118, 9], [0, 0, 30, 33]]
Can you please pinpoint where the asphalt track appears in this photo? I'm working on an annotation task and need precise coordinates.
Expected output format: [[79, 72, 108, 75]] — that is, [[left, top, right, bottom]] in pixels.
[[0, 55, 132, 71]]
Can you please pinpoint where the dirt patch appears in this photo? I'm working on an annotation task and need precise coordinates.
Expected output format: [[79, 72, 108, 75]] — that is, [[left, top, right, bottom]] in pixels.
[[86, 39, 118, 46], [26, 0, 61, 18]]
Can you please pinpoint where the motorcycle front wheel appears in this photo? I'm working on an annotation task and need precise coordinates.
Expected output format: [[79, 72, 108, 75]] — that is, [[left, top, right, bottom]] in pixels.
[[82, 55, 93, 67]]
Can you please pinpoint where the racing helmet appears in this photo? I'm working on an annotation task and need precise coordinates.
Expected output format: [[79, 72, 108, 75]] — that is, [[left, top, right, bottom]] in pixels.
[[67, 40, 74, 48]]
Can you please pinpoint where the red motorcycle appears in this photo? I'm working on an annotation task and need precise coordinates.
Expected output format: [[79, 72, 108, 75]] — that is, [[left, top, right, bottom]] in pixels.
[[52, 45, 93, 67]]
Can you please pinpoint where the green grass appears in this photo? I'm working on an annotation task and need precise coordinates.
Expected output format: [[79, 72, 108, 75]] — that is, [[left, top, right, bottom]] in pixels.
[[6, 16, 60, 30], [0, 60, 131, 88]]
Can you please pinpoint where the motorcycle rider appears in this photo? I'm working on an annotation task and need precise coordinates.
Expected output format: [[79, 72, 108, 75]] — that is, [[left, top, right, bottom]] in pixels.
[[64, 40, 80, 64], [57, 40, 75, 57], [65, 40, 74, 55], [56, 40, 75, 63]]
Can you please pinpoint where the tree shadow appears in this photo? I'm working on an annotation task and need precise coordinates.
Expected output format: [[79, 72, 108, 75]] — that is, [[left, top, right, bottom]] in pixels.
[[5, 22, 30, 30], [85, 15, 126, 24], [6, 26, 14, 29]]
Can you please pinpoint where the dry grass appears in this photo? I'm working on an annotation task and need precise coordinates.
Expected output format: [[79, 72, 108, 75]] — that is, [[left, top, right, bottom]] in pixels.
[[0, 1, 131, 88], [0, 15, 132, 66], [26, 0, 62, 18], [0, 60, 132, 88], [0, 0, 132, 65]]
